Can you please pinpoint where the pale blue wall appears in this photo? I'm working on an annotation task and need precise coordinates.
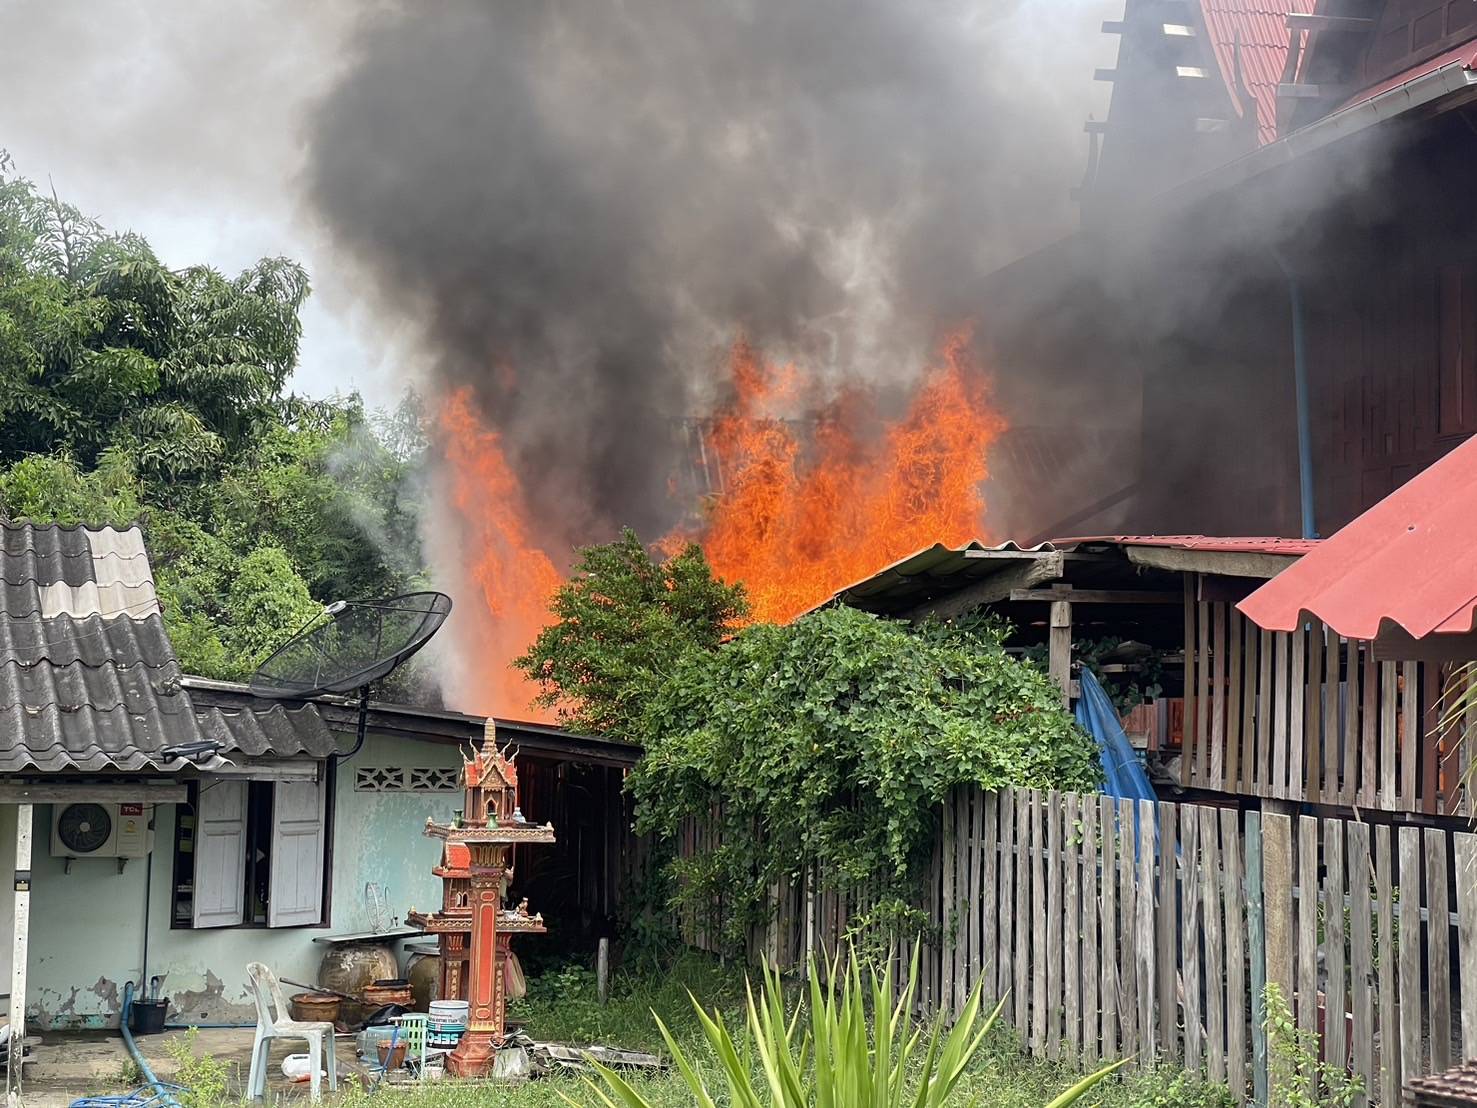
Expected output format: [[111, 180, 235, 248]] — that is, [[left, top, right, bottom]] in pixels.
[[24, 733, 463, 1029]]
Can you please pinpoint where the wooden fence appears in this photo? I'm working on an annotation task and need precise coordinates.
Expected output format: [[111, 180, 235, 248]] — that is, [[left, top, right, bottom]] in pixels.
[[1180, 592, 1473, 815], [682, 785, 1477, 1104]]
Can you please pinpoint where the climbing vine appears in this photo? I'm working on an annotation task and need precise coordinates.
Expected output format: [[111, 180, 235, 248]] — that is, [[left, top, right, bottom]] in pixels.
[[628, 606, 1101, 950]]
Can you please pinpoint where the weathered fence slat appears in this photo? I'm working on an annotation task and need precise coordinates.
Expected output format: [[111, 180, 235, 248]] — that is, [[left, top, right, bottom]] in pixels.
[[1398, 826, 1422, 1090], [1099, 794, 1119, 1060], [1201, 806, 1225, 1084], [1137, 798, 1157, 1066], [1376, 825, 1399, 1107], [1427, 828, 1453, 1075], [1456, 832, 1477, 1060], [1323, 819, 1348, 1087], [1031, 791, 1047, 1055], [1157, 802, 1177, 1061], [1063, 793, 1080, 1061], [1182, 807, 1203, 1073], [997, 788, 1015, 1024], [1348, 820, 1374, 1108], [1220, 807, 1247, 1099], [1246, 812, 1269, 1106], [1118, 796, 1139, 1060], [1046, 791, 1063, 1061], [1080, 798, 1099, 1066], [1296, 815, 1319, 1039], [1015, 790, 1030, 1041]]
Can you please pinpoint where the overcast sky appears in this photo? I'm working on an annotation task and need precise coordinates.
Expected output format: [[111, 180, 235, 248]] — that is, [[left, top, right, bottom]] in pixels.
[[0, 1, 1116, 409]]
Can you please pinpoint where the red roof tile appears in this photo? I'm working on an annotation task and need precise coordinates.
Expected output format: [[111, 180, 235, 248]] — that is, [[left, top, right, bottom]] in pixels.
[[1239, 435, 1477, 639], [1200, 0, 1311, 143]]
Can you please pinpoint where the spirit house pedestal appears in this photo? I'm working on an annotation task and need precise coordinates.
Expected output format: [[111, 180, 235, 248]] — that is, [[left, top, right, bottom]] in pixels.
[[407, 732, 554, 1077]]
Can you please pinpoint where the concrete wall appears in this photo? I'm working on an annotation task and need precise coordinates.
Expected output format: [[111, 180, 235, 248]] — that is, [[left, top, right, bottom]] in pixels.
[[12, 733, 463, 1029]]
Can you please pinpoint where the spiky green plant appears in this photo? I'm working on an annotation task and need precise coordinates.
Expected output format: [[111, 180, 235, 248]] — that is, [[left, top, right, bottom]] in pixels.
[[569, 949, 1128, 1108]]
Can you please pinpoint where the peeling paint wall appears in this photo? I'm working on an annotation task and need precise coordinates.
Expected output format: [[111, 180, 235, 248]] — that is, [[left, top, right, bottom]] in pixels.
[[17, 733, 462, 1029]]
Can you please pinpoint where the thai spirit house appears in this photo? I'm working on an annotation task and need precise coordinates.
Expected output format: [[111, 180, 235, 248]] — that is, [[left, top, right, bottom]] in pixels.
[[408, 736, 555, 1076]]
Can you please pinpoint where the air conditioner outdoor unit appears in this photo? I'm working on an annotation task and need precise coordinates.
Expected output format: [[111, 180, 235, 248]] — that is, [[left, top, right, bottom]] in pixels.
[[49, 802, 153, 858]]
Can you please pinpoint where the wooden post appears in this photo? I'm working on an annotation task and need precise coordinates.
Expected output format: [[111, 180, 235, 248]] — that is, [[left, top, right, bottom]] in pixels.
[[1049, 600, 1073, 708], [7, 804, 32, 1101], [597, 938, 610, 1005]]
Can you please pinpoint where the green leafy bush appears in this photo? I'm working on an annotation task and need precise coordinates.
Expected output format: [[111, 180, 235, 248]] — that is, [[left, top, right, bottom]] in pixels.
[[630, 606, 1099, 949]]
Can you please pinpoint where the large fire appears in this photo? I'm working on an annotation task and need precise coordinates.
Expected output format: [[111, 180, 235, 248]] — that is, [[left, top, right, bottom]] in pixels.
[[688, 331, 1004, 623], [439, 389, 563, 718], [439, 333, 1005, 718]]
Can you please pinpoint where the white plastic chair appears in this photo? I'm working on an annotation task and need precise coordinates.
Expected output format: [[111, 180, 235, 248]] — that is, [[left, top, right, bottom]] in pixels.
[[245, 961, 339, 1102]]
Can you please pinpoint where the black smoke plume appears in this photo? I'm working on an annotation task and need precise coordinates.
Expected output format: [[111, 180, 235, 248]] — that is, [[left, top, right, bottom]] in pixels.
[[305, 0, 1107, 550]]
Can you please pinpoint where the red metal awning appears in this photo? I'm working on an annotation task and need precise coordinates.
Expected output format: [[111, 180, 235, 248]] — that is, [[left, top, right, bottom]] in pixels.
[[1238, 435, 1477, 639]]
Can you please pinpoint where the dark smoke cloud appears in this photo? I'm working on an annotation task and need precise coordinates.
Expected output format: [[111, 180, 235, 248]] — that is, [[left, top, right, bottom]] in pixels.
[[305, 0, 1111, 550]]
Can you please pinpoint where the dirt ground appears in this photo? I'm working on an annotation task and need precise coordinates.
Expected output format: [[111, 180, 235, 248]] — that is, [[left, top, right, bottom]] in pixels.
[[12, 1026, 368, 1106]]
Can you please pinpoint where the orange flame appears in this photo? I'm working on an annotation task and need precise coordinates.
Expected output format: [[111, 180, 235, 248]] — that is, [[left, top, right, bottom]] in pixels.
[[436, 333, 1005, 716], [686, 331, 1005, 622], [439, 387, 562, 719]]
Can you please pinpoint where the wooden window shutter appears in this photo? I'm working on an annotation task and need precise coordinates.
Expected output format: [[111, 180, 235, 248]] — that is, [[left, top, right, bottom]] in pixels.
[[267, 774, 328, 928], [192, 780, 248, 929]]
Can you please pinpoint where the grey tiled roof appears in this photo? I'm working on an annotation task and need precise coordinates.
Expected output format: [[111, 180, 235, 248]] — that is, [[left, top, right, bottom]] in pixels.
[[0, 523, 342, 772]]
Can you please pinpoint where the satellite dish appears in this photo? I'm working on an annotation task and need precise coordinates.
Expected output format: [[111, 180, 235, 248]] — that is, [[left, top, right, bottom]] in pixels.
[[250, 592, 453, 700]]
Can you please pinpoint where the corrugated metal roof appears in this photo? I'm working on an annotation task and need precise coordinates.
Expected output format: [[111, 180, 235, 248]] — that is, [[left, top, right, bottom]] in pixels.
[[1238, 435, 1477, 638], [0, 523, 340, 772], [1200, 0, 1309, 144], [825, 541, 1068, 615], [1075, 534, 1320, 555]]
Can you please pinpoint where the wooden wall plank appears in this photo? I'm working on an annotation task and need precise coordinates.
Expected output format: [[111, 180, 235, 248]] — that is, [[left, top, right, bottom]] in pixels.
[[1032, 792, 1047, 1054], [1377, 826, 1400, 1106], [1137, 799, 1157, 1067], [1246, 812, 1269, 1106], [1348, 820, 1374, 1108], [1100, 794, 1119, 1060], [1183, 808, 1203, 1073], [1306, 621, 1324, 802], [1063, 793, 1080, 1061], [1323, 820, 1348, 1085], [1401, 661, 1419, 809], [1047, 792, 1063, 1061], [1274, 634, 1291, 798], [1201, 806, 1226, 1085], [1228, 610, 1244, 792], [1361, 649, 1378, 809], [1290, 626, 1307, 803], [1118, 796, 1139, 1061], [1398, 826, 1422, 1089], [1211, 602, 1227, 788], [1296, 816, 1320, 1040], [1381, 661, 1398, 810], [1341, 639, 1359, 806], [1258, 628, 1273, 796], [1454, 832, 1477, 1060], [1221, 807, 1247, 1101], [1198, 601, 1212, 786], [1183, 578, 1198, 788], [1426, 828, 1453, 1075], [1157, 802, 1178, 1062], [1081, 798, 1099, 1066]]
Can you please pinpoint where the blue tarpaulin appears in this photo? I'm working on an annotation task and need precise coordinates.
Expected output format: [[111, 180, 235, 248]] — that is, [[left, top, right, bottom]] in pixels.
[[1074, 666, 1157, 805]]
